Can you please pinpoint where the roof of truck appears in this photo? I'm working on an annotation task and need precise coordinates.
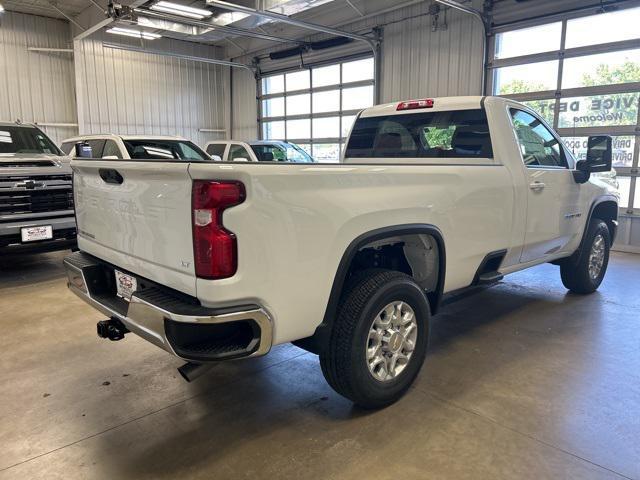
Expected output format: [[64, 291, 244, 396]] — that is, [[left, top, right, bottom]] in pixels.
[[61, 134, 188, 143], [360, 96, 491, 118]]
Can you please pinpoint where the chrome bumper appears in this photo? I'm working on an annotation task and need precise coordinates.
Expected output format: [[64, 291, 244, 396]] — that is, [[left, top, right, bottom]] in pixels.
[[64, 251, 273, 362]]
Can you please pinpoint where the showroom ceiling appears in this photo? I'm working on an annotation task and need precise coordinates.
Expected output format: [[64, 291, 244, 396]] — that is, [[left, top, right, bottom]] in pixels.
[[1, 0, 93, 19]]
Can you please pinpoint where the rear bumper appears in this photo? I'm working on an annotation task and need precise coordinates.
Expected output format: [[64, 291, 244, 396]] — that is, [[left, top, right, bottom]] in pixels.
[[0, 216, 77, 254], [63, 251, 273, 362]]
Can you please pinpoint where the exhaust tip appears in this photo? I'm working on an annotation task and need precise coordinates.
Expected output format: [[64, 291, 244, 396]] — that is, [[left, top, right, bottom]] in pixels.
[[178, 362, 213, 383]]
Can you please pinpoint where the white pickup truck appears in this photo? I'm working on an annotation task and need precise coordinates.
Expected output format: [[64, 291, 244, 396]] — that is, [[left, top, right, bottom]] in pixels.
[[64, 96, 618, 408]]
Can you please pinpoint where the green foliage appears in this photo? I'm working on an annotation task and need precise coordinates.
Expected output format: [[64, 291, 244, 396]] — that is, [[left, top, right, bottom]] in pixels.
[[581, 61, 640, 86]]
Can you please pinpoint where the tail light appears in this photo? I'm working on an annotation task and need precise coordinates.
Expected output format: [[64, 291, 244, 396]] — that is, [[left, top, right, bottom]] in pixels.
[[397, 99, 434, 111], [192, 180, 245, 279]]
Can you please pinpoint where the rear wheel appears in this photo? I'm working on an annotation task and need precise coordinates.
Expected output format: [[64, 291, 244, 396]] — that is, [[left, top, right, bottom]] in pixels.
[[560, 219, 610, 294], [320, 270, 430, 409]]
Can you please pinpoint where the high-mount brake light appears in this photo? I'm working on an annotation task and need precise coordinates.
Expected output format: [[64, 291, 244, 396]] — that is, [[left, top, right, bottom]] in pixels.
[[192, 180, 245, 279], [397, 99, 435, 111]]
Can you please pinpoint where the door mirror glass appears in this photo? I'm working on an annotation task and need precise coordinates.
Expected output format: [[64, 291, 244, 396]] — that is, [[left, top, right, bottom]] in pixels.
[[583, 135, 613, 172], [74, 142, 92, 158]]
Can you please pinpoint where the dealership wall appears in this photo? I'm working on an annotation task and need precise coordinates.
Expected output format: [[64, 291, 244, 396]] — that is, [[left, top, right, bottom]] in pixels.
[[229, 0, 484, 138], [0, 11, 78, 144], [73, 34, 229, 147]]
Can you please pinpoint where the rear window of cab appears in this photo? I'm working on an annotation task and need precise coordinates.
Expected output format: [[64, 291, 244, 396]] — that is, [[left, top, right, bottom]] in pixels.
[[344, 109, 493, 159]]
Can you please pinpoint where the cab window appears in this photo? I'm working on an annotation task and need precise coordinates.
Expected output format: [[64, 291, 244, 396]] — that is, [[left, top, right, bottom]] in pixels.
[[206, 143, 226, 158], [102, 140, 123, 159], [345, 109, 493, 158], [229, 144, 251, 161], [510, 109, 568, 168]]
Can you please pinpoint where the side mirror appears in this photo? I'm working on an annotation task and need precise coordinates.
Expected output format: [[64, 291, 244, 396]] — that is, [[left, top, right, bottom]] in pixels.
[[102, 155, 119, 160], [574, 135, 613, 183], [74, 142, 92, 158], [232, 157, 249, 162]]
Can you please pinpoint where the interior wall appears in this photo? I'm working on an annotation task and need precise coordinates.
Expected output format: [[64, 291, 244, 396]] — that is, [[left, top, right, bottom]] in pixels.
[[74, 34, 229, 147], [0, 11, 78, 144], [229, 0, 484, 140]]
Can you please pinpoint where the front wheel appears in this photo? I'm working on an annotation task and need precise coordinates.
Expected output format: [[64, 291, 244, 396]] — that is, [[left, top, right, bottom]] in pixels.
[[320, 270, 430, 409], [561, 219, 611, 294]]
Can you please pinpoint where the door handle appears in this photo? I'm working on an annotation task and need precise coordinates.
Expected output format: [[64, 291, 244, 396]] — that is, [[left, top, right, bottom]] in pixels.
[[99, 168, 124, 185], [529, 181, 546, 191]]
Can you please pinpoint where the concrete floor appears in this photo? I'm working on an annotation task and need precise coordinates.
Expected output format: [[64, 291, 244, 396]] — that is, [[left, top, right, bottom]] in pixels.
[[0, 252, 639, 480]]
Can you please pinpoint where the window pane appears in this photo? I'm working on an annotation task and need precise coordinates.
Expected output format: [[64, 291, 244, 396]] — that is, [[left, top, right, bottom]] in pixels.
[[313, 90, 340, 113], [313, 117, 340, 139], [522, 99, 556, 125], [495, 22, 562, 59], [493, 61, 559, 94], [286, 93, 310, 115], [312, 64, 340, 87], [345, 109, 492, 159], [510, 109, 567, 168], [286, 70, 310, 91], [342, 85, 374, 110], [563, 136, 635, 168], [558, 93, 639, 128], [262, 97, 284, 118], [262, 75, 284, 95], [566, 7, 640, 49], [312, 143, 340, 163], [229, 145, 251, 161], [286, 118, 310, 139], [263, 121, 285, 139], [297, 143, 312, 156], [341, 115, 357, 137], [342, 58, 374, 83], [206, 143, 226, 158], [562, 49, 640, 89], [618, 176, 632, 209]]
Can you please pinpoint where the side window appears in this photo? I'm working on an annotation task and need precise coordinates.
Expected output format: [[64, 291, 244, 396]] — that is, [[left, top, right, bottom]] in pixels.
[[85, 139, 106, 158], [102, 140, 123, 159], [206, 143, 226, 158], [60, 142, 74, 155], [228, 144, 251, 161], [510, 109, 568, 168]]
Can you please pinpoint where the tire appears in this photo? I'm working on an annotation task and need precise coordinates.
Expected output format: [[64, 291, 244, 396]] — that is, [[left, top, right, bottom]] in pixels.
[[319, 269, 430, 409], [561, 219, 610, 294]]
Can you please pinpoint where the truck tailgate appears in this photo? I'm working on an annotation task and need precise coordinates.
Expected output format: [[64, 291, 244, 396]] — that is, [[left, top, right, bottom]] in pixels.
[[72, 160, 196, 296]]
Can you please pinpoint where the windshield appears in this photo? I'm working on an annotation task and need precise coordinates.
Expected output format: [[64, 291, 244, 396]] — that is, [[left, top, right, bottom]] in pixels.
[[0, 126, 62, 155], [250, 143, 315, 163], [122, 139, 210, 161]]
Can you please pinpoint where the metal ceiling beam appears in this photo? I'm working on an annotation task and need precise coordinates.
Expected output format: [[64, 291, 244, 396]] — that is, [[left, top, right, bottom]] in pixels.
[[206, 0, 377, 48], [434, 0, 488, 94], [102, 42, 256, 73], [135, 8, 309, 46]]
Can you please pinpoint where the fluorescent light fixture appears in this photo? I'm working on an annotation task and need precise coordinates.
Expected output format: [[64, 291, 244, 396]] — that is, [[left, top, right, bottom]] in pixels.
[[150, 1, 213, 19], [106, 27, 162, 40], [0, 4, 5, 13]]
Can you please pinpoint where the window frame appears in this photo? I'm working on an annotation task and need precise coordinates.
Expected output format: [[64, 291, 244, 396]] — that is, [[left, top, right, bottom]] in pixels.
[[488, 5, 640, 214]]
